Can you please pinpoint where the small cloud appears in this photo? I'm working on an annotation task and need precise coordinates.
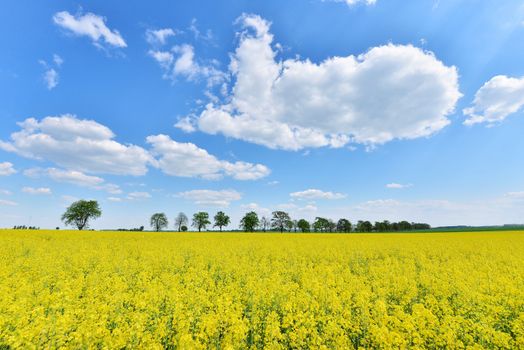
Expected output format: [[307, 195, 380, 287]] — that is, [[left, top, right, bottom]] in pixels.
[[267, 180, 279, 186], [0, 199, 18, 206], [107, 196, 122, 202], [22, 187, 52, 195], [290, 189, 346, 200], [0, 162, 16, 176], [146, 28, 177, 46], [386, 183, 413, 189], [0, 189, 12, 195], [127, 191, 152, 200], [53, 54, 64, 66], [177, 189, 241, 207], [174, 116, 196, 133]]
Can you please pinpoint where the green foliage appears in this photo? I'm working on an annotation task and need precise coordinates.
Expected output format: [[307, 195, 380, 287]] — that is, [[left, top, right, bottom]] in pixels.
[[297, 219, 310, 232], [150, 213, 168, 232], [181, 225, 188, 232], [271, 211, 292, 233], [240, 211, 259, 232], [192, 212, 211, 232], [313, 217, 330, 232], [61, 200, 102, 230], [213, 211, 230, 231], [337, 219, 352, 233]]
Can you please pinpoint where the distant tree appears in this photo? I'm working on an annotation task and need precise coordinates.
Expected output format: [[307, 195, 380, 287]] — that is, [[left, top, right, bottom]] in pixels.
[[174, 212, 188, 232], [327, 219, 336, 232], [240, 211, 259, 232], [291, 220, 299, 232], [139, 226, 145, 231], [181, 225, 188, 232], [313, 217, 330, 232], [337, 219, 352, 233], [213, 211, 230, 231], [398, 221, 412, 231], [150, 213, 168, 231], [192, 212, 211, 232], [260, 216, 270, 232], [297, 219, 310, 232], [356, 220, 373, 232], [271, 211, 292, 233], [61, 200, 102, 230]]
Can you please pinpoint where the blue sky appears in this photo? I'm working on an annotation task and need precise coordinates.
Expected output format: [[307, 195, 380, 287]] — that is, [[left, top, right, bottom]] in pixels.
[[1, 0, 524, 229]]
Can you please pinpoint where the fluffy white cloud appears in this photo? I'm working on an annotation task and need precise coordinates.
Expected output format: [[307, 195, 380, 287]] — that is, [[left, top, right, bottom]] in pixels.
[[22, 187, 52, 195], [174, 116, 196, 132], [53, 54, 64, 66], [386, 183, 413, 189], [0, 199, 18, 206], [0, 115, 153, 176], [196, 14, 460, 150], [177, 189, 242, 207], [145, 28, 176, 46], [148, 45, 225, 86], [0, 162, 16, 176], [43, 68, 58, 89], [146, 134, 270, 180], [127, 191, 151, 200], [240, 202, 271, 217], [53, 11, 126, 48], [24, 167, 122, 194], [290, 189, 346, 200], [463, 75, 524, 125]]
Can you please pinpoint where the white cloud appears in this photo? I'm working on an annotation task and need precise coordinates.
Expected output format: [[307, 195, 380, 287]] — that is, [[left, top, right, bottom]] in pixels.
[[107, 196, 122, 202], [53, 11, 127, 48], [149, 44, 225, 86], [0, 162, 16, 176], [22, 187, 52, 195], [43, 68, 58, 89], [174, 116, 196, 132], [386, 183, 413, 189], [146, 28, 176, 46], [53, 54, 64, 66], [146, 134, 270, 180], [506, 191, 524, 199], [0, 115, 153, 176], [177, 189, 242, 207], [290, 188, 346, 200], [195, 14, 460, 150], [127, 191, 151, 200], [240, 202, 271, 217], [463, 75, 524, 126], [0, 189, 12, 195], [326, 0, 377, 6], [0, 199, 18, 206]]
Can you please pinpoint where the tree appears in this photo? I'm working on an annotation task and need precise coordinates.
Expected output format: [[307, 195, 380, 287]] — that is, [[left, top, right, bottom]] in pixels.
[[174, 212, 188, 232], [192, 212, 210, 232], [337, 219, 352, 233], [61, 200, 102, 230], [313, 217, 330, 232], [271, 211, 292, 233], [260, 216, 270, 232], [297, 219, 310, 232], [240, 211, 259, 232], [356, 220, 373, 232], [291, 220, 298, 232], [150, 213, 168, 231], [213, 211, 230, 232]]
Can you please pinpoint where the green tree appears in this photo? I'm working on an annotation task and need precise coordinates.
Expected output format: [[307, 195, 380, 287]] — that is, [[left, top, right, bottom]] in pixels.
[[271, 211, 292, 233], [356, 220, 373, 232], [61, 200, 102, 230], [150, 213, 168, 231], [240, 211, 259, 232], [213, 211, 230, 231], [337, 218, 352, 233], [313, 217, 330, 232], [174, 212, 188, 231], [192, 212, 211, 232], [297, 219, 310, 232]]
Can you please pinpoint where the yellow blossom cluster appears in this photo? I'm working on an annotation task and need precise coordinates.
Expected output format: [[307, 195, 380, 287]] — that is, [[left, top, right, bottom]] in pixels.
[[0, 230, 523, 348]]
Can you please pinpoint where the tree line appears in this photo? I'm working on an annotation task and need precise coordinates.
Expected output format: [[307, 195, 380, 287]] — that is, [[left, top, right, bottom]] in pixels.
[[60, 199, 431, 232]]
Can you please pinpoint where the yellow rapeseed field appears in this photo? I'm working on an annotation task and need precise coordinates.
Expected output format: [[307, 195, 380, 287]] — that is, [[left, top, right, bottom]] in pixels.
[[0, 230, 523, 349]]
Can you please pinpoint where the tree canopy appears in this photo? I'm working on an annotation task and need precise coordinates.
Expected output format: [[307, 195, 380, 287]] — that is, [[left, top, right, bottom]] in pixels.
[[271, 211, 292, 233], [150, 213, 168, 231], [240, 211, 259, 232], [213, 211, 230, 231], [61, 200, 101, 230], [192, 212, 211, 232], [174, 212, 188, 232]]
